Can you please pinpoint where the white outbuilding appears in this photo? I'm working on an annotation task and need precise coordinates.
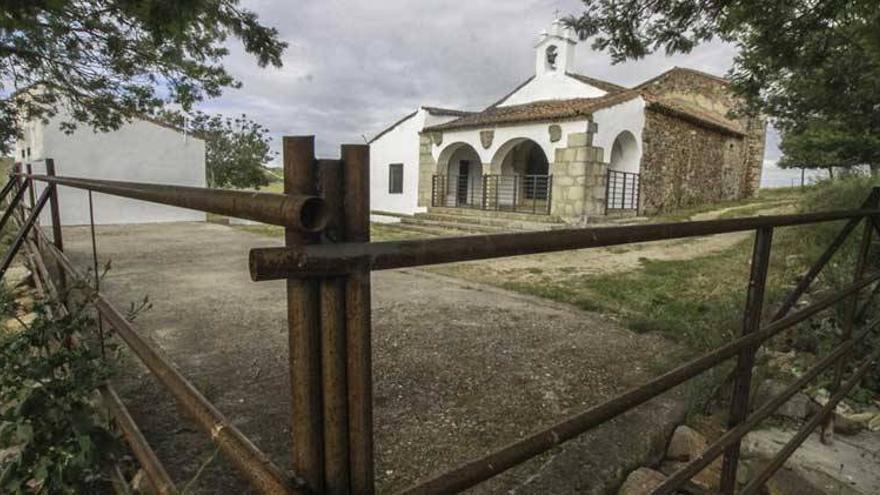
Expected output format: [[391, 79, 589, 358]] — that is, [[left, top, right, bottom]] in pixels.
[[14, 108, 206, 226]]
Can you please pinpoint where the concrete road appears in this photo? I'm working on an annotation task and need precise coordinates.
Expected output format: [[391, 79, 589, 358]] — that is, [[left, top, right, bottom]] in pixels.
[[63, 221, 686, 494]]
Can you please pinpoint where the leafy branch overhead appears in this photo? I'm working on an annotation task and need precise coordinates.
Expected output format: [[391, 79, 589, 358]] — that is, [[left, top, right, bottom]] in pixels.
[[0, 0, 287, 153], [565, 0, 880, 170]]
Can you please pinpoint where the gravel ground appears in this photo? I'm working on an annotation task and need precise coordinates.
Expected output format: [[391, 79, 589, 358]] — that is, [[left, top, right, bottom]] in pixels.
[[62, 221, 687, 494]]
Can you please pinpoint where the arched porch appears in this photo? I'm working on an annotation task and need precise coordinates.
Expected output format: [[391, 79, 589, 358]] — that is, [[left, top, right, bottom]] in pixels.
[[605, 130, 642, 213], [488, 138, 552, 212], [434, 142, 484, 208]]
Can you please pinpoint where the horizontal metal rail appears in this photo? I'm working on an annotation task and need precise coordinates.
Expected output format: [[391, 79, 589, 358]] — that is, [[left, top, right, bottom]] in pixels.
[[100, 385, 177, 495], [396, 271, 880, 495], [21, 174, 328, 232], [653, 319, 879, 494], [249, 207, 880, 280], [37, 231, 306, 495]]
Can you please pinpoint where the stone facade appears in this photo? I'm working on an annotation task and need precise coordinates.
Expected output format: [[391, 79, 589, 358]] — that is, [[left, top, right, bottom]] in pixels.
[[640, 110, 747, 212], [417, 133, 436, 207], [550, 128, 607, 222], [638, 68, 766, 211]]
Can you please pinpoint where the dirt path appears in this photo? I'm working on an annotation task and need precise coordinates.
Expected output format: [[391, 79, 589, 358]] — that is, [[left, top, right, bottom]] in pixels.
[[63, 222, 688, 494], [434, 200, 796, 284]]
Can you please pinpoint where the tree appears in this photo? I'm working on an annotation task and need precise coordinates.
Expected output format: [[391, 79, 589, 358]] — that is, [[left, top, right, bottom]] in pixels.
[[565, 0, 880, 169], [158, 110, 274, 189], [778, 120, 880, 177], [0, 0, 287, 154]]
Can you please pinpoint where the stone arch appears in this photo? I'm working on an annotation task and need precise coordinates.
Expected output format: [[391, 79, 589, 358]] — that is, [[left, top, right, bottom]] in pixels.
[[490, 138, 551, 206], [436, 142, 483, 207], [609, 130, 640, 173]]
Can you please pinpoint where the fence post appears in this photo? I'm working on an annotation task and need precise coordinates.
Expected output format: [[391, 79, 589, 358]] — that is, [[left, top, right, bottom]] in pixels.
[[823, 212, 874, 444], [44, 159, 67, 302], [720, 226, 773, 493], [283, 137, 325, 493], [340, 144, 375, 495]]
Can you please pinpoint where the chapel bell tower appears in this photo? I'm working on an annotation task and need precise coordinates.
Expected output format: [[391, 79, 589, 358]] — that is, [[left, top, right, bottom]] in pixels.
[[535, 19, 577, 77]]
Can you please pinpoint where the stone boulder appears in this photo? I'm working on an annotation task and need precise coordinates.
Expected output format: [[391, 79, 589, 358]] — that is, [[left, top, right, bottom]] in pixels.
[[753, 379, 809, 421], [666, 425, 707, 461], [618, 468, 666, 495]]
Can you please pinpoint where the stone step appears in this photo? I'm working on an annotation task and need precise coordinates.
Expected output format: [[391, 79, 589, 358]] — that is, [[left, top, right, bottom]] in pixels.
[[413, 212, 561, 231], [380, 223, 472, 237], [428, 206, 564, 224], [400, 217, 510, 233]]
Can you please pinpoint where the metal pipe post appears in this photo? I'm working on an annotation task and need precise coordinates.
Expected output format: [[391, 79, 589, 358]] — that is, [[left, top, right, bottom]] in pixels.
[[341, 144, 375, 495], [720, 227, 773, 493], [284, 137, 325, 493]]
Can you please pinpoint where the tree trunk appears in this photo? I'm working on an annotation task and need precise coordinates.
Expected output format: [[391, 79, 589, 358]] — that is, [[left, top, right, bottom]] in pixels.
[[828, 167, 835, 179]]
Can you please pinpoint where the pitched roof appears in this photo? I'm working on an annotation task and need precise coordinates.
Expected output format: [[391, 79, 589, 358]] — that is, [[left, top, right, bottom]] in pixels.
[[368, 106, 473, 144], [422, 106, 473, 117], [425, 90, 642, 132], [645, 96, 744, 136], [635, 66, 730, 90], [566, 72, 627, 93]]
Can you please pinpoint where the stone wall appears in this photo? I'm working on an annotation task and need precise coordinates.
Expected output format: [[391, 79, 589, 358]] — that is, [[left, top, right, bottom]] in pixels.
[[417, 133, 436, 207], [640, 110, 747, 212], [638, 68, 766, 211], [550, 128, 607, 222]]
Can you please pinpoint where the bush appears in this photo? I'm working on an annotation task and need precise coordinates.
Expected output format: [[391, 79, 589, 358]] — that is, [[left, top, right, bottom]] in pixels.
[[0, 294, 118, 493]]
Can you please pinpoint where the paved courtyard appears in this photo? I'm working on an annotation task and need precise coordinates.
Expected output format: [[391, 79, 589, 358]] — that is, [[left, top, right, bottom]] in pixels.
[[63, 221, 687, 494]]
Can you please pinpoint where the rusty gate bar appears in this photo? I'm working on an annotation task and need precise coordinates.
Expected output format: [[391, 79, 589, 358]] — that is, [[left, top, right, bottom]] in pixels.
[[0, 188, 50, 278], [99, 386, 176, 495], [248, 208, 880, 280], [824, 214, 875, 442], [0, 180, 29, 233], [284, 137, 326, 493], [19, 173, 329, 231], [340, 144, 375, 495], [720, 226, 773, 493], [36, 236, 303, 494], [652, 320, 879, 494], [395, 271, 880, 495], [740, 345, 880, 495]]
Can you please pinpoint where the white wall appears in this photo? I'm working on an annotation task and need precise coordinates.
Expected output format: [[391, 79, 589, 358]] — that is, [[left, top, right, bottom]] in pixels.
[[499, 73, 606, 107], [17, 112, 206, 226], [591, 97, 646, 173], [369, 108, 459, 217]]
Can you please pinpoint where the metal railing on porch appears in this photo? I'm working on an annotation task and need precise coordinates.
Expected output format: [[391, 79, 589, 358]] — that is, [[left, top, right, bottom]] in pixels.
[[605, 169, 640, 215], [430, 174, 553, 215], [1, 137, 879, 495]]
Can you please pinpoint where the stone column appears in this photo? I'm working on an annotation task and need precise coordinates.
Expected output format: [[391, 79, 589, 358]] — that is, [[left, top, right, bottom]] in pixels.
[[550, 125, 607, 224], [417, 133, 437, 207]]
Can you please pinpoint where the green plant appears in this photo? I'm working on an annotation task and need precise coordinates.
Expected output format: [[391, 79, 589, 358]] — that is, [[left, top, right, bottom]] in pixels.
[[0, 295, 118, 493]]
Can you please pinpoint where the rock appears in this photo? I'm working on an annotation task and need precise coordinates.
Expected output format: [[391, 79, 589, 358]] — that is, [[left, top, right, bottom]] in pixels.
[[3, 265, 31, 290], [666, 425, 707, 461], [4, 312, 37, 332], [14, 295, 35, 313], [618, 467, 665, 495], [834, 413, 864, 436], [658, 458, 721, 492], [753, 379, 809, 420]]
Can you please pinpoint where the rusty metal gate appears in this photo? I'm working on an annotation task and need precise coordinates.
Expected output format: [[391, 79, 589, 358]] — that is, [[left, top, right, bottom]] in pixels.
[[1, 135, 879, 495]]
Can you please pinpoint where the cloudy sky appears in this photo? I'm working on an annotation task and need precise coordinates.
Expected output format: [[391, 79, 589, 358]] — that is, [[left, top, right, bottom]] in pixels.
[[199, 0, 782, 168]]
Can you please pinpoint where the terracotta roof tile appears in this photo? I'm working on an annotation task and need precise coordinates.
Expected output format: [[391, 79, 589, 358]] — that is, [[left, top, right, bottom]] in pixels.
[[645, 96, 745, 137], [424, 90, 642, 132]]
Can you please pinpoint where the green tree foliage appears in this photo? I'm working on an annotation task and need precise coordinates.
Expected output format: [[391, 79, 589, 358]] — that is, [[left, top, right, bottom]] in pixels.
[[566, 0, 880, 169], [779, 120, 880, 174], [0, 0, 287, 154], [158, 110, 274, 188]]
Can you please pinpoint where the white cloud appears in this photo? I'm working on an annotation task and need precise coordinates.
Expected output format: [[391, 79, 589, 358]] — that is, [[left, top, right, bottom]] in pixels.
[[199, 0, 779, 163]]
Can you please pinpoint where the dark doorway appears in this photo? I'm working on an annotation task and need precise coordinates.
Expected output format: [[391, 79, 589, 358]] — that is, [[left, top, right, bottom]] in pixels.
[[456, 160, 470, 205]]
